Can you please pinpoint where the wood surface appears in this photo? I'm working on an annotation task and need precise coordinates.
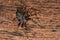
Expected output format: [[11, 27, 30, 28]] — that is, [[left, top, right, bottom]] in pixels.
[[0, 0, 60, 40]]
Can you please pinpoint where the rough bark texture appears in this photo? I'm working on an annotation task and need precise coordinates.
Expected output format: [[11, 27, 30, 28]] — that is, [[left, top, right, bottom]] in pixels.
[[0, 0, 60, 40]]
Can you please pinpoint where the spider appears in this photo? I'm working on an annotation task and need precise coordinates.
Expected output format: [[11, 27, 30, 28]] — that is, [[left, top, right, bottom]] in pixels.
[[15, 5, 38, 32], [16, 6, 31, 31]]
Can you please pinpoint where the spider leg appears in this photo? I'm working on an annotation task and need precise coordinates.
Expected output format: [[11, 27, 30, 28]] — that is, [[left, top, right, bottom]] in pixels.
[[21, 22, 28, 31], [21, 23, 24, 28], [18, 22, 21, 27], [21, 22, 26, 28], [15, 21, 22, 32]]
